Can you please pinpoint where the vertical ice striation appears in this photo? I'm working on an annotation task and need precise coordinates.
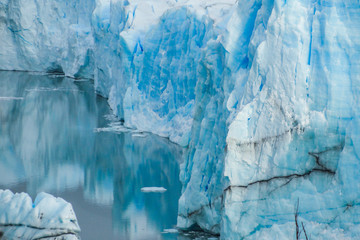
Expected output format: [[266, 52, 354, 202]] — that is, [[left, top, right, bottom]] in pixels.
[[0, 0, 360, 238], [222, 0, 360, 238], [91, 0, 236, 145], [177, 35, 229, 233]]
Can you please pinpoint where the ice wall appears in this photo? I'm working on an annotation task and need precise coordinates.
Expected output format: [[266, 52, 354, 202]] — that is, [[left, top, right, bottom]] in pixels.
[[92, 1, 236, 234], [222, 0, 360, 238], [1, 0, 360, 239], [0, 0, 94, 78], [91, 0, 236, 145]]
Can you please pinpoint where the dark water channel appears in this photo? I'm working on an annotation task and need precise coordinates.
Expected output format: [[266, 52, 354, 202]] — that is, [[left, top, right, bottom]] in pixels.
[[0, 71, 184, 240]]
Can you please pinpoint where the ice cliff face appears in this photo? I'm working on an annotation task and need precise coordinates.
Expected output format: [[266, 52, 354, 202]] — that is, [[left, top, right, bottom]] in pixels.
[[0, 0, 94, 78], [223, 0, 360, 239], [1, 0, 360, 239], [91, 0, 236, 145]]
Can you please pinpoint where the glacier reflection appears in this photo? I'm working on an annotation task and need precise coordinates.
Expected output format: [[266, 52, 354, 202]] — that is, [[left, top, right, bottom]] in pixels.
[[0, 71, 183, 240]]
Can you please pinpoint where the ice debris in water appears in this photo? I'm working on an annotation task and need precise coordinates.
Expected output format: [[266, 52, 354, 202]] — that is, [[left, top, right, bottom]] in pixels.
[[94, 121, 132, 133], [131, 133, 148, 138], [162, 228, 178, 234], [0, 189, 80, 240], [94, 115, 149, 136], [0, 96, 24, 101], [25, 87, 83, 92], [141, 187, 167, 193]]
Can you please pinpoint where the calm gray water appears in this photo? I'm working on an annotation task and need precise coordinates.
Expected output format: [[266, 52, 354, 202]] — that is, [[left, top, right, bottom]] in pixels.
[[0, 71, 184, 240]]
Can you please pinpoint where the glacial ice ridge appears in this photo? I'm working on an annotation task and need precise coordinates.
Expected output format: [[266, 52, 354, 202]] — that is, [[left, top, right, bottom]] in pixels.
[[1, 0, 360, 239]]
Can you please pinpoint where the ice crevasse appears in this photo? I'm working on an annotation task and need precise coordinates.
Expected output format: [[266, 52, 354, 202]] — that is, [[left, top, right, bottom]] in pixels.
[[1, 0, 360, 239]]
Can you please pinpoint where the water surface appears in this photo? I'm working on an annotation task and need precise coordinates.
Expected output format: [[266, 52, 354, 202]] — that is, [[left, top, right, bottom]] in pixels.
[[0, 71, 183, 240]]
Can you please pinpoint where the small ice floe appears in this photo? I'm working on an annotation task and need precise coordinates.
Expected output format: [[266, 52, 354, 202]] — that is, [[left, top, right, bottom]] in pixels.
[[162, 228, 179, 234], [95, 117, 148, 137], [72, 78, 90, 82], [104, 114, 119, 122], [94, 123, 131, 133], [0, 96, 24, 100], [140, 187, 167, 193], [25, 87, 82, 92], [0, 189, 80, 240], [131, 129, 149, 138], [131, 132, 148, 138]]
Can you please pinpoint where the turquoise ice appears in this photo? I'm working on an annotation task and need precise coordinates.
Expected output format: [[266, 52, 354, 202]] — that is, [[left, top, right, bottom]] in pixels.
[[0, 0, 360, 239]]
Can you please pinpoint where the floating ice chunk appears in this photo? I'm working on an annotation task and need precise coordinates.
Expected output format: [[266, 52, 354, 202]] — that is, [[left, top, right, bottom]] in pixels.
[[132, 133, 148, 138], [0, 96, 24, 100], [0, 189, 80, 240], [140, 187, 167, 193], [25, 87, 83, 92], [94, 124, 131, 133], [103, 114, 120, 122], [132, 133, 147, 138], [162, 228, 178, 234]]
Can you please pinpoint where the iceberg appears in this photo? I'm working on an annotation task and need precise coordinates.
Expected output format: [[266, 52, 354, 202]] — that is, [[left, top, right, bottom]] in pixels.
[[0, 189, 80, 240], [1, 0, 360, 239]]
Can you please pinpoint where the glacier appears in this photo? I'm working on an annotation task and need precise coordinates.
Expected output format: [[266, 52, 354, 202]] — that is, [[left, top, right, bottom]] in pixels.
[[1, 0, 360, 239]]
